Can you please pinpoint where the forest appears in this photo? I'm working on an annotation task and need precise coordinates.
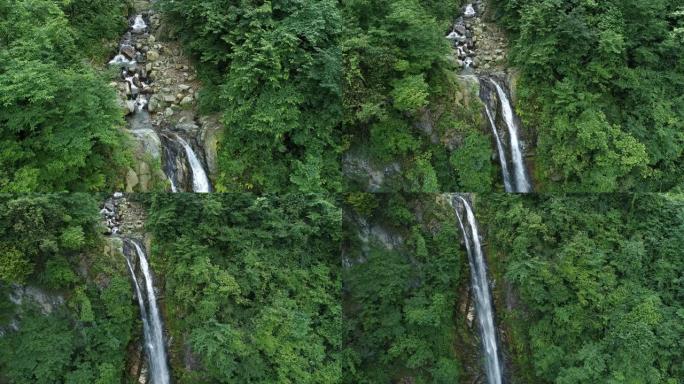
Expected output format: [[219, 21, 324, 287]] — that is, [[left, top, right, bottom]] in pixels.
[[2, 0, 682, 192], [491, 0, 684, 191], [0, 193, 341, 383], [343, 193, 684, 383], [1, 0, 684, 383]]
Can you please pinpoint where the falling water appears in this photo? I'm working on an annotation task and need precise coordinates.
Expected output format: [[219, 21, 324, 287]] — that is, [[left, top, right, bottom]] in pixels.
[[125, 240, 170, 384], [489, 79, 532, 193], [451, 195, 504, 384], [482, 99, 513, 192], [174, 135, 211, 193]]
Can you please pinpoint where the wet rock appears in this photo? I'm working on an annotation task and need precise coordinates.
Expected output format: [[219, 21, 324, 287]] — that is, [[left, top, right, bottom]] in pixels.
[[121, 45, 137, 59], [126, 100, 137, 115]]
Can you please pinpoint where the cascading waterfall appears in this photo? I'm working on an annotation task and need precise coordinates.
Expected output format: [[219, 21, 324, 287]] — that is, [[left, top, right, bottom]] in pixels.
[[451, 195, 504, 384], [489, 79, 531, 193], [447, 3, 533, 193], [124, 239, 171, 384], [478, 77, 532, 193], [174, 135, 211, 193], [481, 89, 513, 192], [109, 11, 211, 192]]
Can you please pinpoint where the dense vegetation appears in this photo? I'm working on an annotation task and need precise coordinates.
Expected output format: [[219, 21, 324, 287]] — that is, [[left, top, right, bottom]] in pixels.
[[342, 0, 496, 192], [0, 193, 342, 384], [492, 0, 684, 191], [480, 194, 684, 383], [0, 0, 132, 192], [143, 193, 341, 383], [0, 194, 136, 384], [157, 0, 343, 193], [342, 193, 469, 383]]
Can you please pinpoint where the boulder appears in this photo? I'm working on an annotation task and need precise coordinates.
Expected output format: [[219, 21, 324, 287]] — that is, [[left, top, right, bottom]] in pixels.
[[147, 50, 160, 62], [180, 95, 194, 106], [125, 169, 139, 192], [121, 45, 136, 59], [200, 115, 224, 176], [131, 128, 162, 159]]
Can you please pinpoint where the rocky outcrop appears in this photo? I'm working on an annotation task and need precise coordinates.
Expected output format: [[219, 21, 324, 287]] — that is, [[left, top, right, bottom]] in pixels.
[[108, 2, 216, 192], [447, 1, 509, 71]]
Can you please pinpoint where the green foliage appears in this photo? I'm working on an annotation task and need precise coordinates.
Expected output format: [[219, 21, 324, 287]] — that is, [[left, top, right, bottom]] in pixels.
[[343, 195, 464, 383], [145, 194, 341, 383], [342, 0, 496, 191], [0, 194, 99, 284], [450, 133, 495, 192], [391, 75, 430, 113], [480, 194, 684, 382], [492, 0, 684, 191], [60, 0, 130, 59], [157, 0, 342, 193], [0, 194, 135, 384], [0, 0, 131, 192]]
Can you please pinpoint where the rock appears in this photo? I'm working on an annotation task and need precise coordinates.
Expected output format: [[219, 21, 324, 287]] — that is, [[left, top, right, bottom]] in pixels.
[[131, 128, 162, 159], [121, 45, 136, 59], [148, 95, 161, 112], [125, 169, 139, 192], [126, 100, 136, 115], [455, 25, 467, 35], [162, 94, 176, 103], [200, 116, 223, 176], [178, 84, 191, 91], [164, 107, 174, 117], [176, 121, 199, 133], [138, 162, 152, 191], [147, 50, 160, 62], [180, 95, 194, 105]]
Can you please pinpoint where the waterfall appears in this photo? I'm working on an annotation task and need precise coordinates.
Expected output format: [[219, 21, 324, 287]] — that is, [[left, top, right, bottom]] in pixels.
[[173, 135, 211, 193], [124, 240, 171, 384], [451, 195, 504, 384], [480, 86, 513, 192], [109, 11, 211, 192], [489, 78, 532, 193]]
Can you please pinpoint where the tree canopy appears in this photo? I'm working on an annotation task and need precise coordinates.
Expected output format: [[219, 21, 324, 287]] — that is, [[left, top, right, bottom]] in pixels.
[[0, 0, 131, 192]]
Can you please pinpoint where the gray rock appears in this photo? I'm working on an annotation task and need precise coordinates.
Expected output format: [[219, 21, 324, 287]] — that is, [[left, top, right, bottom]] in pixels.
[[180, 95, 194, 105], [121, 45, 136, 59], [131, 128, 162, 159], [126, 100, 136, 115]]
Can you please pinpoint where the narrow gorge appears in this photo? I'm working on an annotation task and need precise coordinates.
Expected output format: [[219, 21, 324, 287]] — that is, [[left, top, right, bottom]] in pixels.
[[109, 3, 214, 193]]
